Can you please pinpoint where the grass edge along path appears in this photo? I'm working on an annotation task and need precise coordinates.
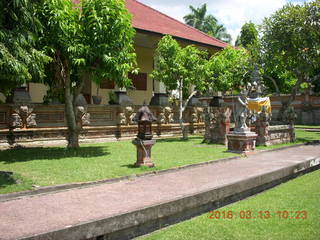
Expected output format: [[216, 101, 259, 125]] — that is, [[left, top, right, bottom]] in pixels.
[[0, 128, 319, 194], [139, 169, 320, 240]]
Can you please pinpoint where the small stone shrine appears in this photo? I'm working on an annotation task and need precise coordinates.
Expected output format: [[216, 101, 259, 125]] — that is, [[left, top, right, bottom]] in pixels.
[[132, 103, 157, 167]]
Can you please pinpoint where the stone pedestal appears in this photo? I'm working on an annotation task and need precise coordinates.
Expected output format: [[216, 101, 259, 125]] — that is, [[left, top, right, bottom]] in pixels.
[[203, 107, 231, 145], [132, 139, 156, 167], [209, 120, 230, 145], [227, 131, 257, 153]]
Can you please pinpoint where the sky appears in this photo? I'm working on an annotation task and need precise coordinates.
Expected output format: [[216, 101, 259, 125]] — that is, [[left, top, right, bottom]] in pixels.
[[138, 0, 310, 44]]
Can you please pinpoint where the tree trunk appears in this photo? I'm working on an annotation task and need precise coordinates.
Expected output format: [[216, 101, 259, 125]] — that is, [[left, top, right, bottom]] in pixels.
[[64, 64, 80, 148], [264, 75, 280, 95], [178, 80, 188, 140], [287, 75, 304, 107], [278, 75, 304, 121]]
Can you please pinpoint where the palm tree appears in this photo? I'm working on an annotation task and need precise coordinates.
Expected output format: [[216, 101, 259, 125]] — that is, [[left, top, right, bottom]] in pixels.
[[183, 4, 207, 30], [204, 16, 232, 43], [183, 4, 232, 43]]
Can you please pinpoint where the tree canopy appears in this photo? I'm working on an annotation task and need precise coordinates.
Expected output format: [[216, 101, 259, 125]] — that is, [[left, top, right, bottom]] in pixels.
[[151, 35, 207, 138], [235, 22, 258, 49], [0, 0, 50, 95], [39, 0, 136, 148], [183, 4, 232, 43], [205, 46, 251, 93], [260, 0, 320, 101]]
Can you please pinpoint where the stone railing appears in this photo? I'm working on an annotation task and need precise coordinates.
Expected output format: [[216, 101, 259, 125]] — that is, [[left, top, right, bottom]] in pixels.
[[0, 104, 205, 145]]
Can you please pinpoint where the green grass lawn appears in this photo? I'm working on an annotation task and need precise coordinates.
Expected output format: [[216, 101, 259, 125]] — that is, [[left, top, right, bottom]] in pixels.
[[139, 169, 320, 240], [0, 136, 237, 194], [0, 128, 319, 194], [295, 125, 320, 129]]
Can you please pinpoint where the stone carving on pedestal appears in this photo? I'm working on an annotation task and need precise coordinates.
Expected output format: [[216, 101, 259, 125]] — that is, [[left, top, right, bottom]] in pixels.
[[234, 91, 250, 133], [9, 105, 37, 129], [227, 88, 257, 153], [76, 106, 90, 127], [118, 106, 135, 125], [157, 106, 174, 124], [75, 94, 90, 128]]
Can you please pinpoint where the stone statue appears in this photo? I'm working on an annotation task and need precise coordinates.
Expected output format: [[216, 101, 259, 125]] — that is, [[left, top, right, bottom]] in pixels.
[[75, 94, 90, 128], [248, 65, 265, 99], [158, 106, 174, 124], [76, 106, 90, 127], [234, 90, 249, 132], [282, 105, 297, 125], [118, 106, 135, 125], [9, 105, 37, 129]]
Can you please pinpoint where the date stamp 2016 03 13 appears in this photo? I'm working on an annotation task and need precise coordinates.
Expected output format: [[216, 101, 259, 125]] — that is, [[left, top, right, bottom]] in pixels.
[[208, 210, 308, 220]]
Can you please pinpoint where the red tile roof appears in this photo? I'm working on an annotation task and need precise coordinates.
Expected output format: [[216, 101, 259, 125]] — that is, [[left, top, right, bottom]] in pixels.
[[125, 0, 228, 48], [72, 0, 227, 48]]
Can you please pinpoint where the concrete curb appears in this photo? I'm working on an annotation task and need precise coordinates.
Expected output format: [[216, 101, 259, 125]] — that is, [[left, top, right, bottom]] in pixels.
[[19, 156, 320, 240], [1, 141, 319, 202]]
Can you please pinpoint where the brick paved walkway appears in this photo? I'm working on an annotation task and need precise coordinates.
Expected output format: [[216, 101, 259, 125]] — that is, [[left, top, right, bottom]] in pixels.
[[0, 144, 320, 240]]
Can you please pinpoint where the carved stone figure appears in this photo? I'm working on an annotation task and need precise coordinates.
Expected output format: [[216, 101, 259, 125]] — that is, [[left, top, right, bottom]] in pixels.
[[76, 106, 90, 127], [234, 90, 249, 132], [196, 107, 204, 123], [191, 109, 198, 123], [118, 106, 135, 125], [158, 106, 174, 124], [189, 107, 204, 123], [9, 113, 23, 128], [248, 65, 266, 99], [282, 106, 297, 125], [9, 105, 37, 129]]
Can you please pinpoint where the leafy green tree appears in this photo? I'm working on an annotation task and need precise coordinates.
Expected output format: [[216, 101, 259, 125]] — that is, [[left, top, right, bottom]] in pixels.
[[183, 4, 232, 43], [151, 35, 207, 139], [205, 46, 251, 93], [261, 0, 320, 104], [39, 0, 136, 148], [0, 0, 50, 96], [237, 22, 258, 49]]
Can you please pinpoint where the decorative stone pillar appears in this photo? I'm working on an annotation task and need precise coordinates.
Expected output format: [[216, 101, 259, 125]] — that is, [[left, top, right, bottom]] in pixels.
[[203, 106, 231, 145], [254, 106, 271, 146], [132, 139, 156, 167], [282, 106, 297, 142]]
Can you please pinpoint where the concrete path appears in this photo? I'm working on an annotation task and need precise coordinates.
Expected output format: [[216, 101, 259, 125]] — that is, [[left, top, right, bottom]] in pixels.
[[0, 144, 320, 240]]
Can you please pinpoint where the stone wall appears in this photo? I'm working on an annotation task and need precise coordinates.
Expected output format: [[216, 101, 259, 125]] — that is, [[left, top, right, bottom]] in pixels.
[[0, 104, 204, 146], [223, 94, 320, 125], [254, 124, 295, 146]]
